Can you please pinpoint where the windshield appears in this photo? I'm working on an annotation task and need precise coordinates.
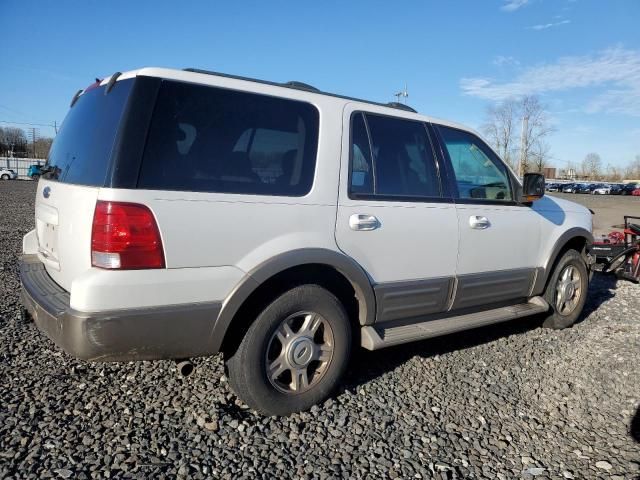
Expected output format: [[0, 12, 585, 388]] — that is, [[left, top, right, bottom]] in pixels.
[[45, 79, 134, 186]]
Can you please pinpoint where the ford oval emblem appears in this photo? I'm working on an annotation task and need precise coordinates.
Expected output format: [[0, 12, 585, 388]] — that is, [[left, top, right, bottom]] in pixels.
[[43, 187, 51, 199]]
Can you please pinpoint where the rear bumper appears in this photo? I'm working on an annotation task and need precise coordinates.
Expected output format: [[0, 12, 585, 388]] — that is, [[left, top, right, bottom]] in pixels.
[[19, 255, 221, 361]]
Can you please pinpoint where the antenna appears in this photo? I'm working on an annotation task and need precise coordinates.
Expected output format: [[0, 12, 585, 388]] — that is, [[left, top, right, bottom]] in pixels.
[[394, 83, 409, 104]]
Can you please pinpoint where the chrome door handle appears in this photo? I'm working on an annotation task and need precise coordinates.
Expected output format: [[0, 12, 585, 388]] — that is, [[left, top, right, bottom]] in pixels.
[[469, 215, 490, 229], [349, 214, 380, 231]]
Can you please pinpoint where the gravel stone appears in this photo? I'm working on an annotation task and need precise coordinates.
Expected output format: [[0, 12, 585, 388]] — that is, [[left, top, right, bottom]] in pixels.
[[524, 467, 546, 476], [1, 181, 639, 479]]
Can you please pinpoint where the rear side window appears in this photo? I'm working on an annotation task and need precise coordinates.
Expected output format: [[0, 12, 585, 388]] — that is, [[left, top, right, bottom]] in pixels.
[[437, 126, 513, 202], [46, 79, 134, 186], [138, 81, 319, 196], [349, 112, 441, 199]]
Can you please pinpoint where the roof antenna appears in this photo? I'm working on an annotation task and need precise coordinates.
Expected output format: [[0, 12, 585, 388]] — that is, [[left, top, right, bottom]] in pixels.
[[394, 83, 409, 104]]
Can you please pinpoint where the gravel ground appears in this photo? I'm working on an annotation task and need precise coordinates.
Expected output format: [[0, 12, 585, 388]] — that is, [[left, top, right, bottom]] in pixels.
[[1, 181, 639, 479]]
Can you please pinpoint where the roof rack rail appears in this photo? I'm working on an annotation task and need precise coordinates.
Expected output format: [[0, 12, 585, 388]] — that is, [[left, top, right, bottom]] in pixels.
[[184, 68, 283, 88], [387, 102, 417, 113], [183, 68, 419, 113], [282, 81, 320, 93], [184, 69, 321, 94]]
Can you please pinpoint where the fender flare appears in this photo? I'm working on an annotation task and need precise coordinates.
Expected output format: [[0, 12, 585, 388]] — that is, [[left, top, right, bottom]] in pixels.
[[532, 227, 593, 295], [210, 248, 376, 352]]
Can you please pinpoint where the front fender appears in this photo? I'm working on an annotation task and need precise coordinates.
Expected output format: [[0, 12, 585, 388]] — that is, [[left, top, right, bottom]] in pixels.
[[532, 227, 593, 295]]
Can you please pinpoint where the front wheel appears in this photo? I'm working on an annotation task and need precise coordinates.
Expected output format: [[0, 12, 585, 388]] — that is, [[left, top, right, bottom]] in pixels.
[[542, 249, 589, 329], [1, 174, 9, 180], [225, 285, 351, 415]]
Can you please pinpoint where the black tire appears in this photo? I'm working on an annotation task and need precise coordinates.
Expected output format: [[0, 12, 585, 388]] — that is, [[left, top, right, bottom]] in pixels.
[[542, 249, 589, 329], [226, 285, 351, 415], [1, 174, 9, 180], [32, 174, 40, 181]]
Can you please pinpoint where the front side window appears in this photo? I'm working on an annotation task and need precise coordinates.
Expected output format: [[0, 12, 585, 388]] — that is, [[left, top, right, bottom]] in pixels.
[[437, 126, 513, 202], [349, 112, 440, 199], [139, 81, 319, 196]]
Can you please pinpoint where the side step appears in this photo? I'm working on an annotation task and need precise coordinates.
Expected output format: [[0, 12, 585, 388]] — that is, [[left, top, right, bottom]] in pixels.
[[361, 297, 549, 350]]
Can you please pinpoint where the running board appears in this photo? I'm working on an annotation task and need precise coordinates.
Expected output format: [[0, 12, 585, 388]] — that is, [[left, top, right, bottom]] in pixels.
[[361, 297, 549, 350]]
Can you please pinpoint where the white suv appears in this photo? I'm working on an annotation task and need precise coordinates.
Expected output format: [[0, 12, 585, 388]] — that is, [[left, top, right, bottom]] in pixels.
[[20, 68, 593, 415]]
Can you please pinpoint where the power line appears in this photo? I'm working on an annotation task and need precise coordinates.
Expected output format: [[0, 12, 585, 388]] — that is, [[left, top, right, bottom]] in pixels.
[[0, 120, 59, 128]]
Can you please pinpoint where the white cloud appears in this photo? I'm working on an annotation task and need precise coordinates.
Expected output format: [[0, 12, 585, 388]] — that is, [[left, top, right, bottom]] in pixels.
[[585, 86, 640, 116], [460, 47, 640, 116], [501, 0, 530, 12], [492, 55, 520, 67], [529, 19, 571, 30]]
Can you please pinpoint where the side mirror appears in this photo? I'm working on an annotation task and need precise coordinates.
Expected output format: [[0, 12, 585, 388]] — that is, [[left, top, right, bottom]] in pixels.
[[521, 173, 545, 202]]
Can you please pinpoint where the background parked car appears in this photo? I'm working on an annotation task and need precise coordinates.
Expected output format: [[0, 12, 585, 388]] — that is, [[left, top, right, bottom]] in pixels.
[[619, 183, 640, 195], [609, 184, 624, 195], [562, 183, 578, 193], [546, 183, 561, 192], [592, 184, 611, 195], [0, 168, 18, 180], [632, 187, 640, 196], [575, 183, 592, 194]]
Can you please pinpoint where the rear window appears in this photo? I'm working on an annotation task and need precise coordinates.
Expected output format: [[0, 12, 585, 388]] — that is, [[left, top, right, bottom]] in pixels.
[[138, 80, 319, 196], [46, 79, 134, 186]]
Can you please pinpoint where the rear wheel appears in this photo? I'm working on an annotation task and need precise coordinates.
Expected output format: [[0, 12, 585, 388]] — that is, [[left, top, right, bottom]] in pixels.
[[32, 174, 40, 181], [542, 249, 588, 329], [225, 285, 351, 415], [1, 174, 9, 180]]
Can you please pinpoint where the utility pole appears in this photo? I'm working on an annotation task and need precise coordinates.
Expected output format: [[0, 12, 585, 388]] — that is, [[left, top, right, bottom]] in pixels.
[[53, 121, 57, 135], [32, 127, 37, 159], [518, 115, 529, 177]]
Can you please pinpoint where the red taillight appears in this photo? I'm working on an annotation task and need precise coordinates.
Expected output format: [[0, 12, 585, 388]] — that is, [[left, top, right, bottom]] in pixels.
[[91, 201, 165, 269]]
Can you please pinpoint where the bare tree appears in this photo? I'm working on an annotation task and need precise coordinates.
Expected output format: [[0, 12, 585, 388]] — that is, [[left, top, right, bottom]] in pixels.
[[518, 96, 555, 175], [33, 137, 53, 158], [606, 164, 622, 182], [624, 155, 640, 179], [482, 95, 554, 175], [582, 153, 602, 180], [529, 140, 551, 173], [0, 127, 28, 155], [482, 99, 518, 169]]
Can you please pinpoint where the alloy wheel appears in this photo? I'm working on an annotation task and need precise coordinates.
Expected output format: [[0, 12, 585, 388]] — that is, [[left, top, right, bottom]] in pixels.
[[265, 311, 334, 394], [555, 265, 582, 315]]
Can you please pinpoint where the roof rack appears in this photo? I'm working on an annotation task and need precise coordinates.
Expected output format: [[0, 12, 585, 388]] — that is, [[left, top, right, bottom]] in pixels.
[[282, 81, 320, 93], [183, 68, 418, 113], [386, 102, 417, 113]]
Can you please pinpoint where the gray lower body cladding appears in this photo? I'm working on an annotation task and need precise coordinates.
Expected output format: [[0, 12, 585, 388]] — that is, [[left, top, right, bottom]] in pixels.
[[20, 255, 221, 361], [373, 277, 453, 323], [451, 268, 536, 310], [373, 268, 537, 322]]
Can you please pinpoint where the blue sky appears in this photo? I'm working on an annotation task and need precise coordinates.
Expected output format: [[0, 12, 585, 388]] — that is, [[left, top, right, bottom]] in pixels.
[[1, 0, 639, 169]]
